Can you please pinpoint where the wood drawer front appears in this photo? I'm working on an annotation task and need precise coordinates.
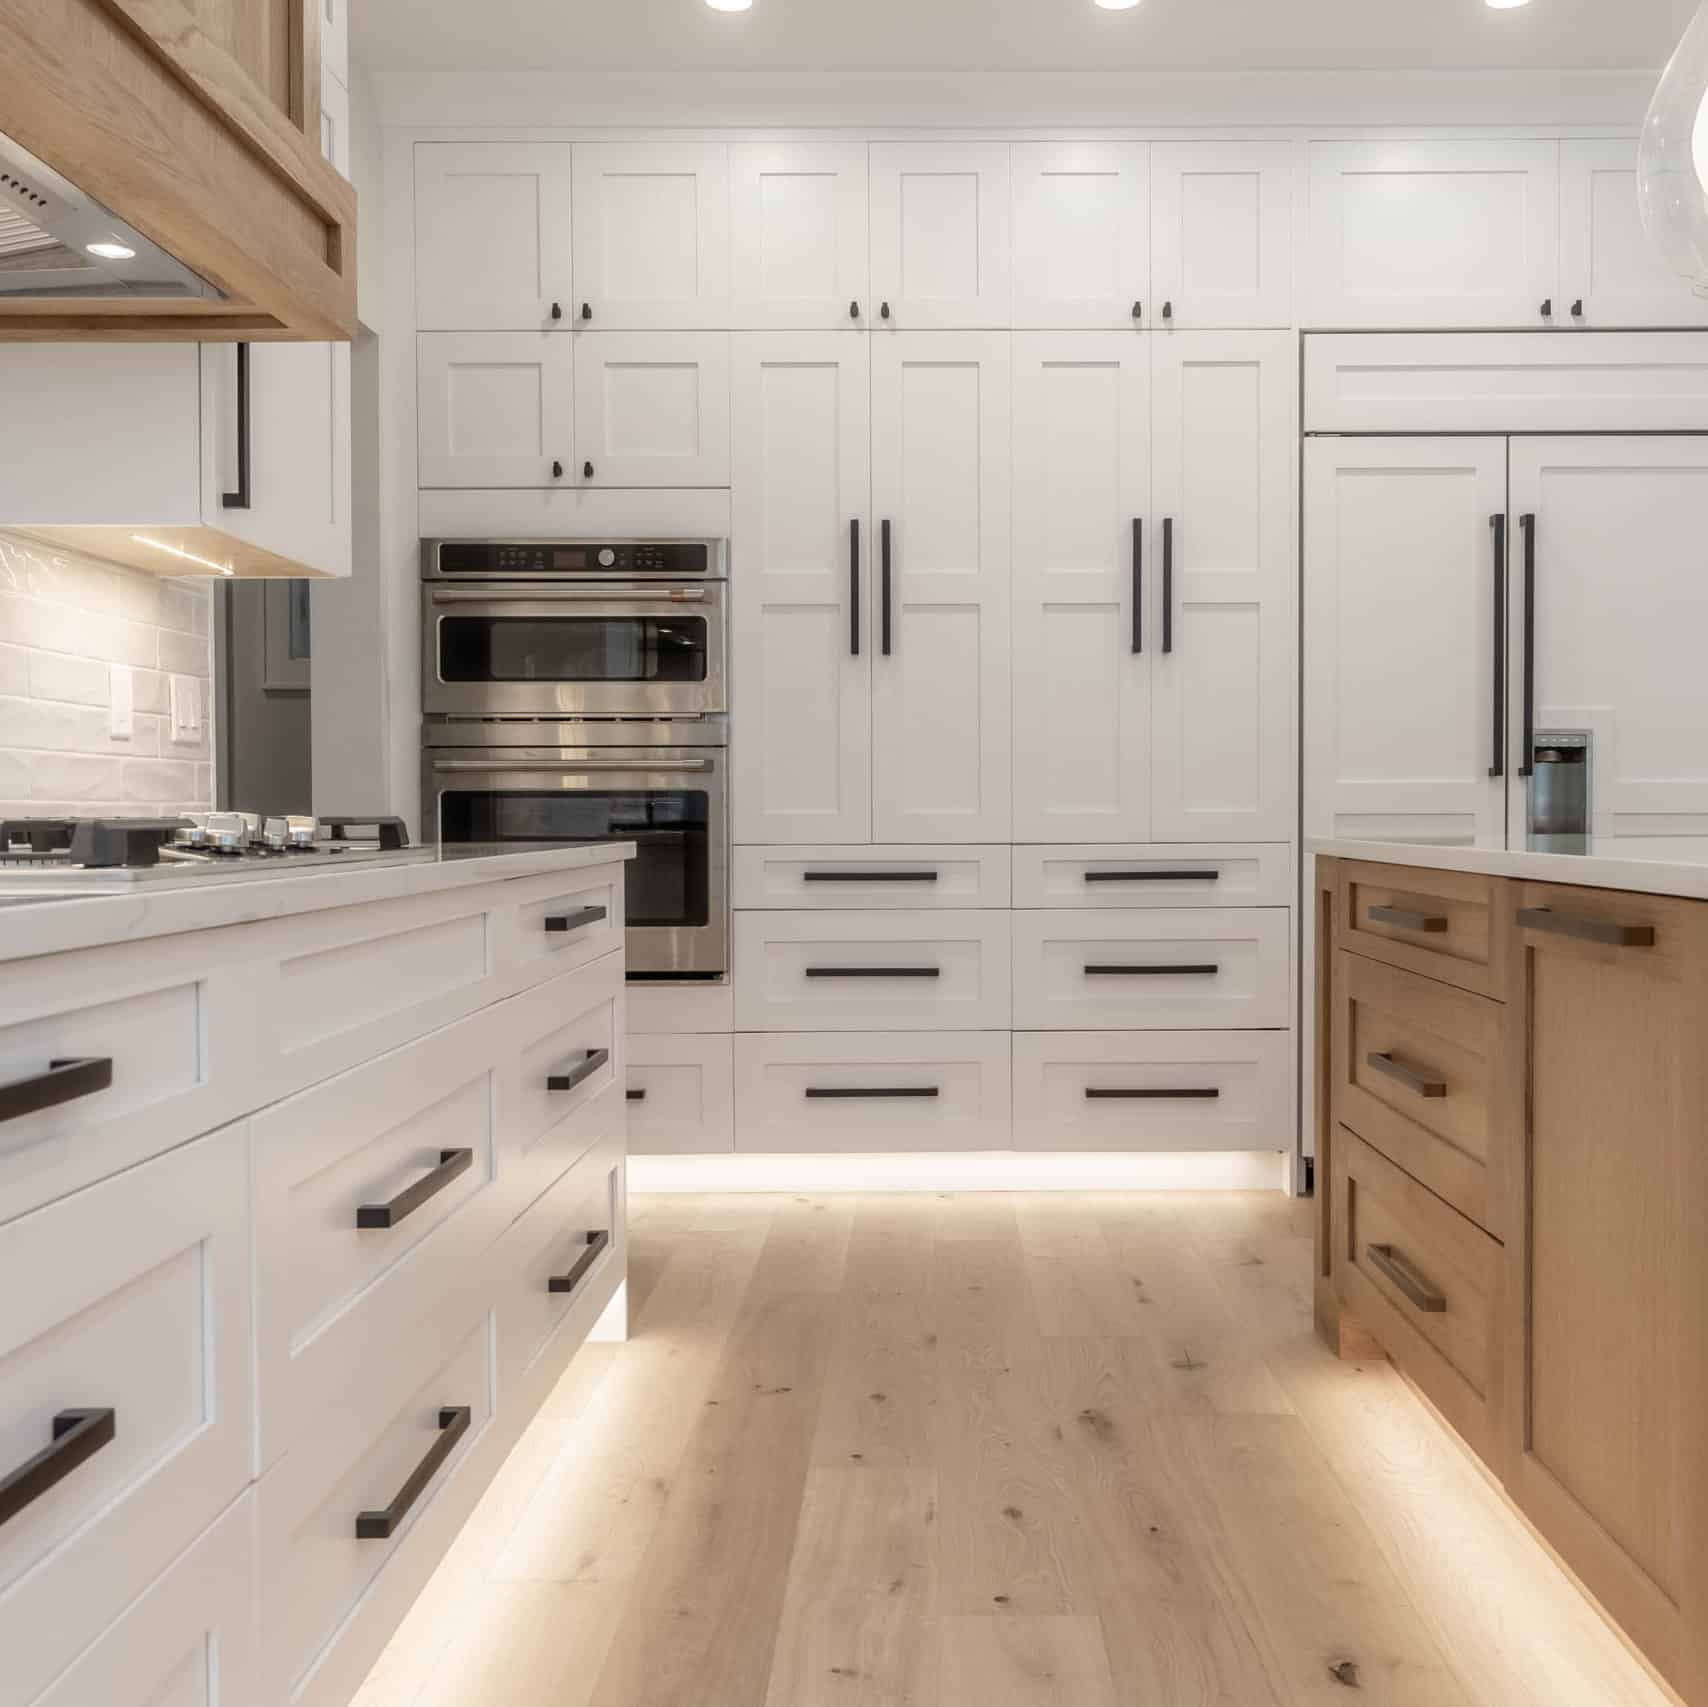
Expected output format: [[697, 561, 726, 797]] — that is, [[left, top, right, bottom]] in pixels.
[[496, 1132, 626, 1421], [1011, 908, 1290, 1031], [733, 1032, 1012, 1153], [1336, 861, 1503, 997], [31, 1494, 258, 1707], [733, 911, 1012, 1032], [627, 1033, 735, 1155], [495, 866, 626, 981], [1332, 1127, 1503, 1462], [260, 1309, 498, 1707], [1011, 844, 1293, 909], [1012, 1031, 1294, 1151], [1332, 951, 1508, 1237], [0, 1128, 253, 1707], [733, 845, 1011, 910]]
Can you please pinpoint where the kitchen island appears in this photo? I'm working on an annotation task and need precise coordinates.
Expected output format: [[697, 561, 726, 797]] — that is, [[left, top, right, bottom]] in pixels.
[[1311, 840, 1708, 1707]]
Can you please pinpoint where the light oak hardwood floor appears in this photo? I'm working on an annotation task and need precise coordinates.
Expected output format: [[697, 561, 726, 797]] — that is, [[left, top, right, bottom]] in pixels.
[[352, 1191, 1674, 1707]]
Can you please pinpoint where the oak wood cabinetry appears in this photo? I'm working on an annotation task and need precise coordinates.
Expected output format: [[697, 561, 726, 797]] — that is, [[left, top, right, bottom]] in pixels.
[[1317, 854, 1708, 1706]]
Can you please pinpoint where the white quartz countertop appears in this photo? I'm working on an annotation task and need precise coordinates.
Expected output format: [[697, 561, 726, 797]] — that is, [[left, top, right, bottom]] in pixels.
[[1311, 838, 1708, 902], [0, 841, 635, 964]]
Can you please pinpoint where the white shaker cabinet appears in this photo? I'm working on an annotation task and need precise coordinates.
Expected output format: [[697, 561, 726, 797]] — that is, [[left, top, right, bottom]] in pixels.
[[868, 143, 1011, 328], [1011, 333, 1153, 842], [414, 142, 574, 330], [870, 333, 1013, 843], [731, 332, 872, 843], [416, 331, 576, 488], [1149, 332, 1296, 842], [1304, 436, 1510, 847], [573, 331, 731, 487], [1010, 143, 1149, 329], [1306, 140, 1560, 328], [730, 143, 870, 328], [570, 142, 731, 329]]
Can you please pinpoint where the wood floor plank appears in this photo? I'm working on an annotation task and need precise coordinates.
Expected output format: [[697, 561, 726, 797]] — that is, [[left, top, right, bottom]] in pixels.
[[811, 1288, 940, 1469], [939, 1615, 1118, 1707], [1015, 1196, 1154, 1338]]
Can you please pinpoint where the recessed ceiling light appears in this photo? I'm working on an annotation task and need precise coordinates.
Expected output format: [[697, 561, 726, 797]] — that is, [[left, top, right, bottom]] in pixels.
[[1094, 0, 1143, 8], [1485, 0, 1531, 8], [86, 240, 136, 260], [705, 0, 752, 10]]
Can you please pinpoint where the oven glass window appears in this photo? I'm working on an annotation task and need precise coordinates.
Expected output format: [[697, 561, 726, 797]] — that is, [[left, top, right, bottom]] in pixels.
[[438, 616, 708, 684], [439, 790, 709, 927]]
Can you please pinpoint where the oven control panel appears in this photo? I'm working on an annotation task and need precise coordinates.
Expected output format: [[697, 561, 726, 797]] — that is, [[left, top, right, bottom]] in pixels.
[[426, 540, 717, 578]]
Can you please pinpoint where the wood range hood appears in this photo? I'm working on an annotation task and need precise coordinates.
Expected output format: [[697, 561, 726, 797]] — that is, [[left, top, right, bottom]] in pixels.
[[0, 0, 356, 341]]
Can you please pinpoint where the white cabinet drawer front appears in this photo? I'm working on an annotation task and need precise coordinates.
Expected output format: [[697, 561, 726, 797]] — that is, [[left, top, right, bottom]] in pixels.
[[31, 1494, 258, 1707], [733, 846, 1010, 910], [1012, 909, 1290, 1030], [1011, 844, 1293, 908], [734, 911, 1012, 1031], [0, 1128, 252, 1707], [627, 1033, 734, 1154], [496, 866, 624, 978], [573, 331, 732, 487], [1013, 1031, 1293, 1151], [734, 1032, 1011, 1152]]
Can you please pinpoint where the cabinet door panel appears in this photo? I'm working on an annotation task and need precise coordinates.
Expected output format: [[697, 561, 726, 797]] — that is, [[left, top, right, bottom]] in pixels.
[[1305, 436, 1508, 846], [1151, 142, 1295, 328], [1012, 333, 1151, 841], [731, 143, 869, 329], [869, 144, 1010, 328], [732, 332, 871, 842], [871, 334, 1012, 843], [1150, 333, 1294, 842], [1011, 143, 1149, 329], [416, 332, 575, 488], [573, 331, 730, 487], [415, 142, 574, 330]]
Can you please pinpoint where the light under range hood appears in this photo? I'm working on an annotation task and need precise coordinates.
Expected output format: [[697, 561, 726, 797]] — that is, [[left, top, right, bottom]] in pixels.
[[0, 131, 222, 303]]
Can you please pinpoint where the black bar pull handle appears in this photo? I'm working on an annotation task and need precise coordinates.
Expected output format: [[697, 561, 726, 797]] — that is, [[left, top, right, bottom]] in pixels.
[[1488, 514, 1507, 779], [1366, 1051, 1448, 1099], [850, 518, 861, 657], [357, 1149, 474, 1230], [545, 904, 607, 934], [1084, 963, 1220, 977], [1519, 513, 1536, 778], [1161, 518, 1174, 654], [0, 1408, 116, 1530], [880, 519, 893, 656], [548, 1228, 612, 1295], [356, 1407, 472, 1539], [1084, 869, 1218, 884], [1084, 1086, 1220, 1101], [221, 342, 252, 510], [1516, 907, 1656, 949], [804, 966, 940, 979], [548, 1048, 611, 1095], [1366, 1244, 1446, 1313], [1366, 903, 1447, 934], [626, 1087, 646, 1101], [1131, 517, 1143, 654], [804, 870, 938, 884], [0, 1057, 113, 1125], [805, 1086, 940, 1100]]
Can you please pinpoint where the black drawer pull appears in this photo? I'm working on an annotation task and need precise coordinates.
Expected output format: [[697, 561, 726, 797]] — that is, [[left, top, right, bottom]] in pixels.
[[803, 870, 939, 884], [548, 1048, 610, 1095], [357, 1149, 474, 1229], [1516, 907, 1656, 949], [1083, 963, 1220, 977], [548, 1228, 612, 1295], [0, 1057, 113, 1125], [1366, 1244, 1446, 1314], [626, 1087, 646, 1101], [355, 1406, 472, 1539], [1084, 869, 1218, 884], [1366, 1051, 1447, 1099], [1084, 1087, 1220, 1100], [805, 1086, 940, 1099], [0, 1408, 116, 1530], [545, 904, 607, 934], [1367, 904, 1448, 934], [804, 966, 940, 979]]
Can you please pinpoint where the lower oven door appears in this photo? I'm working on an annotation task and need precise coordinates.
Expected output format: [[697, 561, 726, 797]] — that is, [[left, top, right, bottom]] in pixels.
[[425, 747, 729, 978]]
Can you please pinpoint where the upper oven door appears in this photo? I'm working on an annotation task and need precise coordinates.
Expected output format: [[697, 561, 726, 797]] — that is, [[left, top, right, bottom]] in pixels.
[[422, 582, 727, 718]]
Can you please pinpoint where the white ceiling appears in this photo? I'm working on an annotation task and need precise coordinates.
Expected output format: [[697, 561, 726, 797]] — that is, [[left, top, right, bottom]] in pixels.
[[351, 0, 1690, 76]]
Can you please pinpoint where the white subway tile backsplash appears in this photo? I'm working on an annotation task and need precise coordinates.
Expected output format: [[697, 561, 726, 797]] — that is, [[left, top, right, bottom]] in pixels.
[[0, 644, 25, 698], [157, 626, 209, 678], [27, 651, 110, 708], [31, 753, 123, 802], [121, 757, 198, 803]]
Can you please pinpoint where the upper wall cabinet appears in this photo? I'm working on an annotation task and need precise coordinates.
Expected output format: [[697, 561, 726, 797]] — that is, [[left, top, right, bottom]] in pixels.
[[417, 332, 575, 487], [1306, 140, 1560, 328], [1150, 142, 1296, 329], [415, 143, 574, 330], [1011, 143, 1150, 330], [571, 143, 732, 329], [574, 332, 731, 487], [730, 144, 870, 329], [869, 144, 1012, 329]]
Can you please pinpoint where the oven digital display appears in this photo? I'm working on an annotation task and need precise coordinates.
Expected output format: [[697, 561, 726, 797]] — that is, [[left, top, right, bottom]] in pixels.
[[552, 548, 588, 571]]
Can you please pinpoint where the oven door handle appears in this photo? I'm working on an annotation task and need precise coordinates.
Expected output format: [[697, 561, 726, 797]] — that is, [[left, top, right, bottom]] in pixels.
[[429, 589, 707, 604], [429, 758, 715, 774]]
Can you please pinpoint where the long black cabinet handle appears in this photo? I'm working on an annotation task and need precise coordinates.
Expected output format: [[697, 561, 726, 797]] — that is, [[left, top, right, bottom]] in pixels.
[[545, 905, 606, 934], [357, 1149, 474, 1229], [0, 1057, 113, 1125], [1489, 514, 1506, 779], [1366, 1051, 1448, 1099], [804, 870, 939, 884], [356, 1406, 472, 1539], [0, 1408, 116, 1530], [548, 1228, 612, 1295], [1518, 513, 1536, 778], [1084, 963, 1219, 977], [1084, 869, 1218, 884], [805, 1086, 940, 1100], [880, 519, 893, 656], [221, 342, 252, 510], [1131, 517, 1143, 654], [1366, 1244, 1446, 1314], [1366, 903, 1447, 933], [1085, 1087, 1219, 1100], [1516, 907, 1656, 949], [1161, 517, 1174, 654], [850, 518, 861, 657], [805, 966, 940, 979], [548, 1048, 610, 1095]]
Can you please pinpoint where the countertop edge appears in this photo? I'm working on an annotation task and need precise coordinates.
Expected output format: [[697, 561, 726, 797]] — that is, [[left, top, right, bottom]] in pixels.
[[1310, 839, 1708, 903]]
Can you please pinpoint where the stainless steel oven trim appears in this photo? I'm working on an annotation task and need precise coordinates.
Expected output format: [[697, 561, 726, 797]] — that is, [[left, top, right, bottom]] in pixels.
[[421, 538, 729, 580]]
